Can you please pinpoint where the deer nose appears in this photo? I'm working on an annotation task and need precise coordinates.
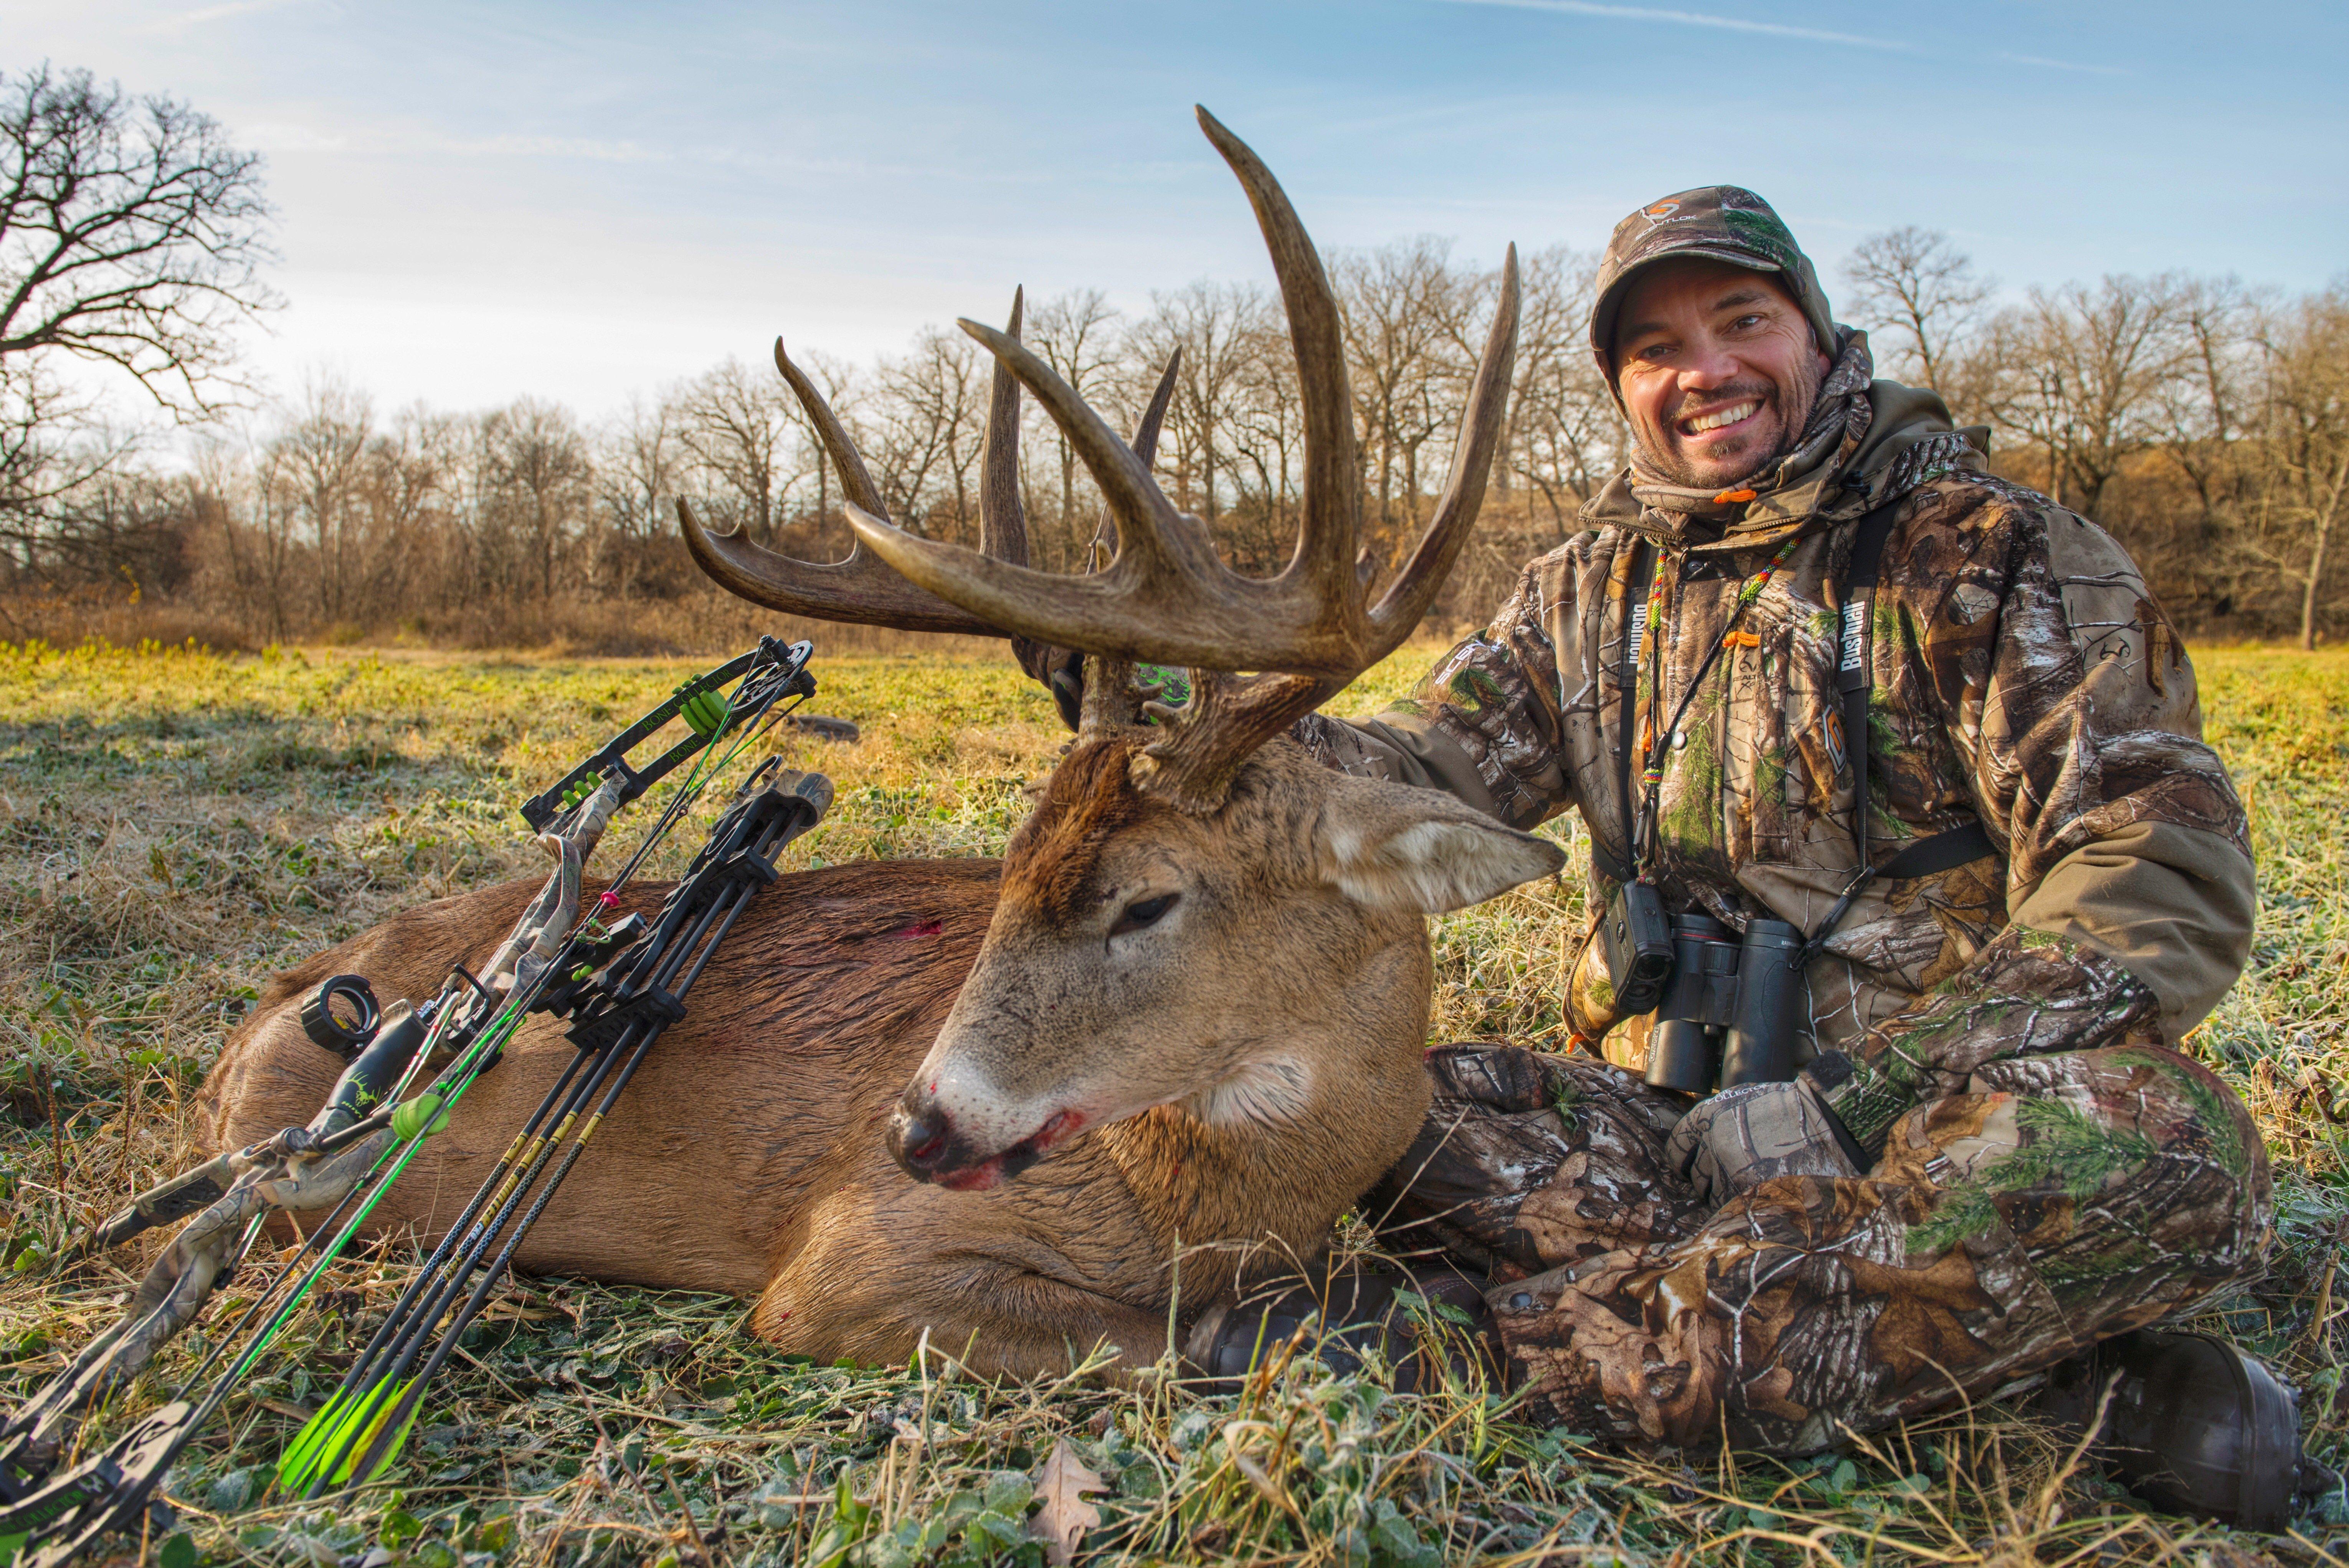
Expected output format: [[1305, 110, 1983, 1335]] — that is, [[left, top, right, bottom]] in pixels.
[[889, 1095, 954, 1177]]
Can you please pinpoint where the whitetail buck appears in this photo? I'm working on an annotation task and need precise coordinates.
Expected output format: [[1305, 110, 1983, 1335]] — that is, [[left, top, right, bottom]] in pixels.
[[198, 109, 1556, 1378]]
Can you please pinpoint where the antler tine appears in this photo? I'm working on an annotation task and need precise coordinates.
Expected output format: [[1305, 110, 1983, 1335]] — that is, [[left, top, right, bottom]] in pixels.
[[677, 337, 1007, 636], [1366, 243, 1521, 646], [1079, 350, 1179, 577], [774, 337, 889, 520], [833, 112, 1515, 812], [960, 318, 1208, 581], [980, 288, 1055, 681], [1072, 349, 1189, 742], [678, 497, 1001, 635], [980, 288, 1032, 570], [1130, 236, 1520, 810], [846, 320, 1313, 671], [1194, 106, 1361, 619], [1133, 350, 1179, 467], [847, 315, 1371, 675]]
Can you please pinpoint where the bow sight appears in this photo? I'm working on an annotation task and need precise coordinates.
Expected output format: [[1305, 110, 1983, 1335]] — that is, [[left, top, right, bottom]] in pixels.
[[0, 636, 830, 1566]]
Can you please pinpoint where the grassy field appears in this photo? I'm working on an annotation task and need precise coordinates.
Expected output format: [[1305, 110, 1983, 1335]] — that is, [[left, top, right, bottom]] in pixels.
[[0, 638, 2344, 1568]]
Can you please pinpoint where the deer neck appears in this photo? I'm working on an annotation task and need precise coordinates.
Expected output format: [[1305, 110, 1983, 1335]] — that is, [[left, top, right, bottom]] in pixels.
[[1093, 920, 1434, 1305]]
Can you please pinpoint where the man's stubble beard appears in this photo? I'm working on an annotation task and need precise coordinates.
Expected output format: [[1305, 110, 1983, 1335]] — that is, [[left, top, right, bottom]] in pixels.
[[1635, 353, 1828, 491]]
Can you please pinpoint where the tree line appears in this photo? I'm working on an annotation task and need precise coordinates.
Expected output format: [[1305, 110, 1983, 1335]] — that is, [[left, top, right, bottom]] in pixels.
[[2, 64, 2343, 652], [1843, 230, 2348, 648]]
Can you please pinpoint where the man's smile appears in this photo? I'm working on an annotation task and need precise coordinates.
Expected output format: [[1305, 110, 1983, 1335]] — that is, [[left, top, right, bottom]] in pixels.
[[1677, 399, 1762, 440]]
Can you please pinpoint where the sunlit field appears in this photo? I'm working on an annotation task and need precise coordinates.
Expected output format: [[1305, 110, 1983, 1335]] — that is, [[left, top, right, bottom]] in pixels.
[[2, 639, 2344, 1566]]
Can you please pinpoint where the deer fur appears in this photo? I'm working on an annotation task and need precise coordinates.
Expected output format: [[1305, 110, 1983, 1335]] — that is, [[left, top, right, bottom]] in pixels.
[[199, 736, 1561, 1378]]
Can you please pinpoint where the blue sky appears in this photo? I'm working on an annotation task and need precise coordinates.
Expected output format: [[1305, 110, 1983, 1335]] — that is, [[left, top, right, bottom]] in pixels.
[[17, 0, 2347, 419]]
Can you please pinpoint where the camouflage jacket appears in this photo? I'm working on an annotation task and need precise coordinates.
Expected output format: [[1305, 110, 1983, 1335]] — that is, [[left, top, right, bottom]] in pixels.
[[1301, 353, 2255, 1152]]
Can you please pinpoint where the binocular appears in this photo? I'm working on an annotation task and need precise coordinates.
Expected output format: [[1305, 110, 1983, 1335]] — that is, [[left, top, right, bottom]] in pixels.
[[1598, 884, 1808, 1094], [1643, 912, 1807, 1093]]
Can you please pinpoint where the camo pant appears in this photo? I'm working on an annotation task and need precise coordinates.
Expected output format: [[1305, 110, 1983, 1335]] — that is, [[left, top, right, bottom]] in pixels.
[[1369, 1043, 2270, 1454]]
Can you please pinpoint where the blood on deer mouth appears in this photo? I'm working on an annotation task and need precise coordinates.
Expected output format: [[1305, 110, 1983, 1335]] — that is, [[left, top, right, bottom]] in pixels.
[[931, 1108, 1088, 1191]]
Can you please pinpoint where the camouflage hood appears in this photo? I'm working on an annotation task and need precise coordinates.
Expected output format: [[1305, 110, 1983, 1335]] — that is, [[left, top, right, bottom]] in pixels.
[[1581, 328, 1990, 554]]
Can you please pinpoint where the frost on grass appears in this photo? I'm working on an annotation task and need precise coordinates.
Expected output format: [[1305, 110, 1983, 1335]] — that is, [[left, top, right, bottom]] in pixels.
[[1, 641, 2345, 1566]]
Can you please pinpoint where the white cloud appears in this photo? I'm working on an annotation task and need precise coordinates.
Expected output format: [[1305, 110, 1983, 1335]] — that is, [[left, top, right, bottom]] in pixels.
[[436, 134, 666, 164], [1436, 0, 1917, 52], [141, 0, 305, 33], [1998, 51, 2131, 77], [238, 121, 348, 153]]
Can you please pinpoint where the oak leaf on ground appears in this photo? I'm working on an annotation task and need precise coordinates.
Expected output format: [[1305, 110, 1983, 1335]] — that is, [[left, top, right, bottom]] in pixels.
[[1028, 1437, 1107, 1565]]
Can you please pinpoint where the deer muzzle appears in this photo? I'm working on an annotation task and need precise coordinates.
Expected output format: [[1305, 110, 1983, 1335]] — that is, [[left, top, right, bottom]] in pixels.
[[887, 1082, 1089, 1192]]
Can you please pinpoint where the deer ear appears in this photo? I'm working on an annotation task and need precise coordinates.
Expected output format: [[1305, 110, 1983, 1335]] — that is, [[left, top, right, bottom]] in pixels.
[[1313, 775, 1566, 915]]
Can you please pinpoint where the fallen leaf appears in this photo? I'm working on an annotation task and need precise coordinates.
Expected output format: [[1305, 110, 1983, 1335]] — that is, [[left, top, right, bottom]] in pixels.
[[1027, 1437, 1106, 1565]]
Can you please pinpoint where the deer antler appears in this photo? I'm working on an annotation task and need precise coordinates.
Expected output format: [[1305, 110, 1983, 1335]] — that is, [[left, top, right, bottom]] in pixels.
[[981, 296, 1181, 707], [1063, 353, 1181, 737], [677, 299, 1035, 637], [844, 107, 1521, 811]]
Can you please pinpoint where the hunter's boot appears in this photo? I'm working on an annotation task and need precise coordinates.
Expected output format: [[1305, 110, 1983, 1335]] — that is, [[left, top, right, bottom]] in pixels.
[[2037, 1329, 2325, 1532], [1185, 1262, 1497, 1394]]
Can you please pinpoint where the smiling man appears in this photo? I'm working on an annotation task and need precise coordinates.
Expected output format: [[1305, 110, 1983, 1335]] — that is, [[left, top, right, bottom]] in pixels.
[[1607, 263, 1831, 495], [1259, 187, 2312, 1523]]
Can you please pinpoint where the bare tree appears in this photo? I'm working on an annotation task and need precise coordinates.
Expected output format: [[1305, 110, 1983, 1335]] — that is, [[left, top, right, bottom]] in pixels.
[[0, 64, 277, 415], [0, 355, 139, 570], [2154, 277, 2265, 511], [360, 405, 456, 615], [1222, 308, 1304, 575], [0, 458, 185, 601], [675, 358, 797, 545], [269, 375, 371, 622], [1123, 281, 1263, 547], [1840, 226, 1995, 399], [1498, 246, 1618, 536], [479, 398, 590, 601], [1027, 289, 1120, 567], [585, 393, 677, 598], [2248, 289, 2349, 648], [873, 327, 985, 542], [1986, 274, 2196, 515], [1333, 238, 1465, 552], [221, 430, 302, 640], [598, 395, 678, 544]]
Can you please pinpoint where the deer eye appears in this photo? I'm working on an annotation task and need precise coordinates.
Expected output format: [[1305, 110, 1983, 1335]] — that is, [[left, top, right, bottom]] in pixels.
[[1110, 893, 1178, 935]]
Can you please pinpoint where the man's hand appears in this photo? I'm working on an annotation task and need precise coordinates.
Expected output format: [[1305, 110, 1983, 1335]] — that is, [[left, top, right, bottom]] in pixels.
[[1014, 643, 1085, 731], [1023, 648, 1194, 734], [1666, 1069, 1867, 1205]]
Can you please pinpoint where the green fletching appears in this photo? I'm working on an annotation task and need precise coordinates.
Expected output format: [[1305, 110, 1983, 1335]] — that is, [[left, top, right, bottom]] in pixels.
[[352, 1386, 428, 1485], [277, 1386, 355, 1489], [390, 1093, 448, 1141], [278, 1378, 422, 1490]]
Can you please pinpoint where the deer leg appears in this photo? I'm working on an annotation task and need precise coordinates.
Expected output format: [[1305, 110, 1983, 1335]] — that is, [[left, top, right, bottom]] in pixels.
[[752, 1193, 1174, 1382]]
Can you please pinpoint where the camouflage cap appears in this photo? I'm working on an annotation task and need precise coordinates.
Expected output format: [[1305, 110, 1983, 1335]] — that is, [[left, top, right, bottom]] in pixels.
[[1588, 187, 1836, 373]]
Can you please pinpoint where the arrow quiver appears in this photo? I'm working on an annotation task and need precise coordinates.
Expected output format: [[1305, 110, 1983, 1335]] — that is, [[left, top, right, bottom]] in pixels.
[[0, 638, 824, 1563], [276, 762, 832, 1499]]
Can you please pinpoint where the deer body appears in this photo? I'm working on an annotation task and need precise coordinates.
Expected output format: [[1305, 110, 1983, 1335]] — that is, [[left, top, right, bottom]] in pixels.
[[190, 109, 1552, 1382], [198, 741, 1531, 1377], [200, 859, 999, 1304]]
